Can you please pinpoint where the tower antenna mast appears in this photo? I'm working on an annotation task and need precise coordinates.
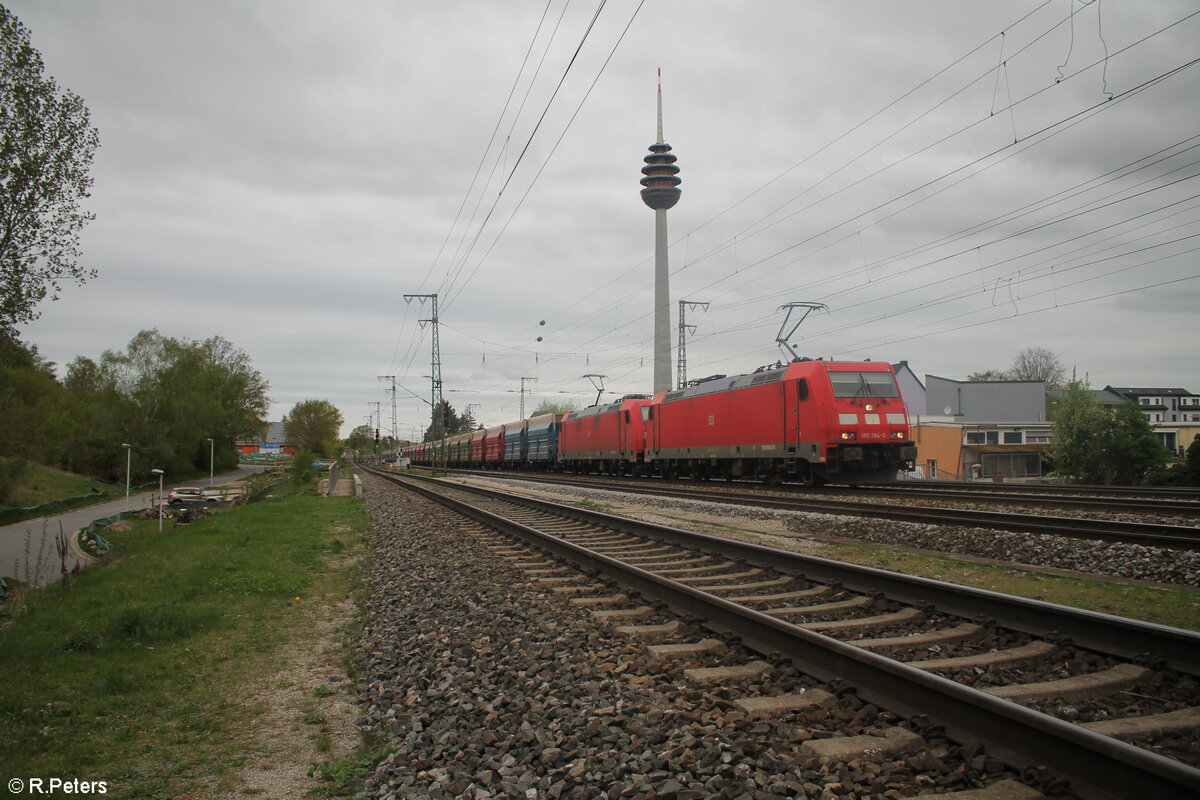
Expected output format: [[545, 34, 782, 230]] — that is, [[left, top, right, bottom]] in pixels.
[[640, 68, 682, 395]]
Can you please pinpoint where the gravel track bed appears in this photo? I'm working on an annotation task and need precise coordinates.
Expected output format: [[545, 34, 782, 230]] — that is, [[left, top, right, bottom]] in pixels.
[[469, 478, 1200, 588], [356, 476, 1053, 800]]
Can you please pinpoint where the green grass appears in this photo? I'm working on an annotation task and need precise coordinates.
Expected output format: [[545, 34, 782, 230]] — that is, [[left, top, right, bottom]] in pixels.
[[0, 463, 121, 524], [1, 462, 118, 509], [0, 484, 371, 799], [819, 543, 1200, 632]]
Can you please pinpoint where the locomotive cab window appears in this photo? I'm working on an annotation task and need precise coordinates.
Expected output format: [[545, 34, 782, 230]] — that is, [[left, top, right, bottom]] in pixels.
[[829, 371, 901, 399], [796, 379, 809, 401]]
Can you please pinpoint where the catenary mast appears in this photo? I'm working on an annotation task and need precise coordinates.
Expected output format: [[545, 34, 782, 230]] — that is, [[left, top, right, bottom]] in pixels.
[[640, 69, 682, 395]]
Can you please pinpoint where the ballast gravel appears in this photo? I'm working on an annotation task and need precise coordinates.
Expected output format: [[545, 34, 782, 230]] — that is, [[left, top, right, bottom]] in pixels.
[[355, 477, 1046, 800]]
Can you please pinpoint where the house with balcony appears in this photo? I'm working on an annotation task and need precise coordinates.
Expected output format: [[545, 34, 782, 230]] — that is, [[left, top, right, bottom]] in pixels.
[[1105, 386, 1200, 456]]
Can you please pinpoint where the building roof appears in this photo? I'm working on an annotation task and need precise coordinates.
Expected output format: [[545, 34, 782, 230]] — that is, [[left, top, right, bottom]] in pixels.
[[926, 374, 1044, 385], [1107, 386, 1196, 397], [891, 361, 925, 390], [264, 421, 289, 444]]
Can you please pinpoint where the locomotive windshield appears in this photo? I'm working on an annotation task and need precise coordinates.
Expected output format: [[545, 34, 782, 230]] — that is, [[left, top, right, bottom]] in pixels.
[[829, 370, 901, 399]]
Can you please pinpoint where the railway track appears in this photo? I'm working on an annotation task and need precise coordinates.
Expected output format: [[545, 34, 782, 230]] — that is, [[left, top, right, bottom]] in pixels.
[[445, 469, 1200, 551], [362, 467, 1200, 800], [863, 482, 1200, 516]]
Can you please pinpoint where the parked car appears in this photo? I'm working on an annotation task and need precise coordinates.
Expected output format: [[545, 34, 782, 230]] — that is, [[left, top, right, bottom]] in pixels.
[[167, 487, 224, 505]]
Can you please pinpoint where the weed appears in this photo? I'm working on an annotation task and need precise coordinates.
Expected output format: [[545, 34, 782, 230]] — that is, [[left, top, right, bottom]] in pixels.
[[60, 631, 103, 652], [307, 739, 390, 797]]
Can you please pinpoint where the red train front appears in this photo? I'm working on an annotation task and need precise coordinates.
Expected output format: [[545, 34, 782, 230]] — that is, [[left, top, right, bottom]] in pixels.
[[646, 359, 916, 485]]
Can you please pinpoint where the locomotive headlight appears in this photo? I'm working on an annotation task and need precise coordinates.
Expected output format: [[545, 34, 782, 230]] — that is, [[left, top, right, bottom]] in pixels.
[[840, 431, 856, 440], [864, 403, 874, 412], [891, 431, 906, 439]]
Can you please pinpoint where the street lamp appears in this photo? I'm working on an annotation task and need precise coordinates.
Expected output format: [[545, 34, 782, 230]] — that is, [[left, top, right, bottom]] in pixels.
[[121, 443, 132, 512], [151, 468, 164, 533], [206, 438, 214, 487]]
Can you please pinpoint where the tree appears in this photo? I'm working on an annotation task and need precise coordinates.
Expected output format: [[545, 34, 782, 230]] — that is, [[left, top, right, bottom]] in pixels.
[[531, 400, 578, 416], [1105, 400, 1170, 485], [1009, 347, 1066, 388], [345, 423, 374, 453], [285, 399, 343, 455], [1049, 378, 1109, 483], [422, 400, 476, 441], [0, 6, 100, 332], [966, 370, 1007, 382], [1049, 377, 1170, 485], [1185, 435, 1200, 486]]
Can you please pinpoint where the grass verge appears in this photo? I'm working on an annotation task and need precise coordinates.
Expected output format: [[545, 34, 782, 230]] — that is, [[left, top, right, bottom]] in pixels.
[[0, 483, 372, 799], [816, 542, 1200, 632]]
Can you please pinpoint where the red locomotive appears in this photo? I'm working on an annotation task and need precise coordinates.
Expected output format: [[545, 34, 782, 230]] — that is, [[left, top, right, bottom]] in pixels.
[[558, 395, 652, 475], [645, 359, 915, 484]]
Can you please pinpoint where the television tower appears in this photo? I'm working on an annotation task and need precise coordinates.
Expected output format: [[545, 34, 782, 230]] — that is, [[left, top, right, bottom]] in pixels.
[[640, 69, 681, 395]]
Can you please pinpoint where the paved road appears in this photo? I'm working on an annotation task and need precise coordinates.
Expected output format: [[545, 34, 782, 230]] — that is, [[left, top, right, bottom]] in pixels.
[[0, 465, 265, 588]]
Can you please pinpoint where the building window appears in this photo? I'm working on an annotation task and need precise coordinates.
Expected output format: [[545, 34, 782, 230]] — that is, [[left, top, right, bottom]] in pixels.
[[1003, 431, 1023, 444], [986, 431, 999, 445], [965, 432, 985, 445], [982, 453, 1042, 478]]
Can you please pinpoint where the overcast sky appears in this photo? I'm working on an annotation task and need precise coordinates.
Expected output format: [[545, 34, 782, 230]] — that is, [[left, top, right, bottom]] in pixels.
[[9, 1, 1199, 440]]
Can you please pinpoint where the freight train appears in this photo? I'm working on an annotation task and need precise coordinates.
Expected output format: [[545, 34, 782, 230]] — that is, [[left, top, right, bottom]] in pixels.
[[404, 358, 917, 485]]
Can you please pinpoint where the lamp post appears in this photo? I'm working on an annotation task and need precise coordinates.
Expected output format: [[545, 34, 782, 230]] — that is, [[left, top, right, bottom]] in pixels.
[[206, 438, 214, 487], [121, 443, 131, 512], [151, 468, 164, 533]]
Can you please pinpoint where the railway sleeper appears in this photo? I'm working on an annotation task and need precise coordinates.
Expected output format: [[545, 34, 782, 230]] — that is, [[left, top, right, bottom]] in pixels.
[[802, 725, 926, 763], [983, 662, 1151, 703], [614, 619, 682, 639], [1081, 706, 1200, 740], [803, 606, 925, 632], [936, 778, 1046, 799], [766, 594, 873, 618], [854, 621, 986, 650], [734, 688, 836, 717], [684, 659, 773, 686], [645, 638, 726, 666], [724, 585, 832, 603], [909, 640, 1060, 671], [567, 594, 628, 608]]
